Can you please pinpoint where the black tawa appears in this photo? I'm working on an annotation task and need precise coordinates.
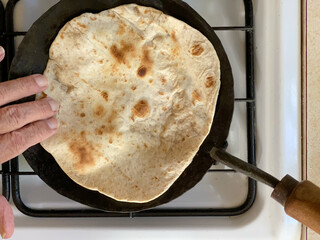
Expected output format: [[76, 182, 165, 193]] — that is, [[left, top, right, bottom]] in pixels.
[[9, 0, 234, 212]]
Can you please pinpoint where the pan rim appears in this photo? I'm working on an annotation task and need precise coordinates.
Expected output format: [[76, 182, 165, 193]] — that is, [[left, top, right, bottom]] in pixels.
[[9, 0, 234, 212]]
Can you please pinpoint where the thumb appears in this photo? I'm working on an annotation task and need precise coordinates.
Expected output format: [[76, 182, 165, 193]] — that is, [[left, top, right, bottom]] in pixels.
[[0, 196, 14, 239]]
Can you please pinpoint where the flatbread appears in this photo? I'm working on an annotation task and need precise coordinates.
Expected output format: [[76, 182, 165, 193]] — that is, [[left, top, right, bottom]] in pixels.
[[37, 4, 220, 203]]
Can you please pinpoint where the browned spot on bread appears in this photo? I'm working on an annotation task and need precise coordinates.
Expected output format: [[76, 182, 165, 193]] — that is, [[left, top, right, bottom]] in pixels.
[[128, 153, 131, 156], [192, 90, 202, 105], [144, 143, 148, 148], [69, 143, 94, 167], [66, 85, 74, 93], [139, 19, 145, 24], [80, 102, 84, 109], [117, 23, 126, 35], [171, 30, 177, 43], [152, 176, 159, 181], [93, 49, 97, 54], [122, 92, 125, 96], [80, 113, 86, 118], [93, 104, 106, 118], [205, 76, 215, 88], [90, 16, 97, 21], [98, 59, 104, 64], [69, 134, 100, 172], [76, 22, 87, 29], [136, 47, 154, 77], [105, 157, 109, 162], [153, 129, 158, 133], [117, 132, 122, 138], [107, 110, 117, 124], [80, 79, 88, 85], [95, 128, 103, 135], [109, 12, 116, 18], [182, 137, 185, 142], [109, 137, 113, 144], [191, 44, 204, 56], [172, 47, 180, 57], [137, 66, 147, 78], [133, 6, 140, 14], [74, 72, 80, 77], [60, 33, 64, 39], [121, 105, 125, 110], [109, 41, 135, 65], [131, 86, 137, 91], [166, 96, 170, 100], [132, 100, 150, 118], [110, 45, 125, 64], [161, 77, 167, 85], [65, 64, 68, 68], [80, 131, 85, 137], [142, 48, 153, 66], [176, 104, 180, 109], [100, 91, 108, 102], [158, 91, 164, 95], [144, 9, 150, 14], [162, 106, 167, 111], [149, 79, 153, 84]]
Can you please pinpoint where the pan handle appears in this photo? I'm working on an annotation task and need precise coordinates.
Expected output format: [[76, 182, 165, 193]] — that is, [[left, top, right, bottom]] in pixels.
[[210, 147, 320, 234], [271, 175, 320, 234]]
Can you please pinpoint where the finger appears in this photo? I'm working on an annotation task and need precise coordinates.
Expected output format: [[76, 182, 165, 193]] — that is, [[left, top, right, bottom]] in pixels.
[[0, 74, 48, 106], [0, 97, 59, 134], [0, 196, 14, 239], [0, 117, 58, 164], [0, 46, 4, 62]]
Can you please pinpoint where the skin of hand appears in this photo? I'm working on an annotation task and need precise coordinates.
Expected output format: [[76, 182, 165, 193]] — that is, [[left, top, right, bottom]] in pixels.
[[0, 46, 59, 239]]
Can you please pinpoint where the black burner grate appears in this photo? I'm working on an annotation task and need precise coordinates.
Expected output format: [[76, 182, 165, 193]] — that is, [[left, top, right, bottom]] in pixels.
[[0, 0, 256, 217]]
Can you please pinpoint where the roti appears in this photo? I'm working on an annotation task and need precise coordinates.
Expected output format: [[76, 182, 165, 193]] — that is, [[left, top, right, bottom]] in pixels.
[[37, 4, 220, 203]]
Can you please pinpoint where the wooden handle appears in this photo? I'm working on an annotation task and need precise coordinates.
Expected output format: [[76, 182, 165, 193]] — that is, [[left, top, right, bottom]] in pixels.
[[271, 175, 320, 234]]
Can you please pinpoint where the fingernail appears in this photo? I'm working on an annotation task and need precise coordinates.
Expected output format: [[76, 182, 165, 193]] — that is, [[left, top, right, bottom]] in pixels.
[[46, 118, 58, 130], [34, 75, 48, 87], [0, 46, 4, 56], [47, 97, 59, 112], [1, 232, 6, 239], [0, 46, 5, 61]]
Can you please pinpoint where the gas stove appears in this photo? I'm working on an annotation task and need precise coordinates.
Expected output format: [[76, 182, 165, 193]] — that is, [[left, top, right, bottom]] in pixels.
[[0, 0, 301, 239]]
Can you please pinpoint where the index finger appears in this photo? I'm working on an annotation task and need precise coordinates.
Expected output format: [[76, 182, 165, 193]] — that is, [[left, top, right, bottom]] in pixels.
[[0, 74, 48, 106]]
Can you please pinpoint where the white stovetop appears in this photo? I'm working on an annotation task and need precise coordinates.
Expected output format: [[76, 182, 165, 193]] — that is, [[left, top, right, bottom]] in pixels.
[[0, 0, 301, 239]]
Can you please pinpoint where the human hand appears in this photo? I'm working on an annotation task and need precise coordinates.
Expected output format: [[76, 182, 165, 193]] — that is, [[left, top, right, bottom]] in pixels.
[[0, 45, 59, 238]]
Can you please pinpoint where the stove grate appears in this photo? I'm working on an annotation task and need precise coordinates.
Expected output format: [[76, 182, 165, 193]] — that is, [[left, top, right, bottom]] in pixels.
[[0, 0, 256, 217]]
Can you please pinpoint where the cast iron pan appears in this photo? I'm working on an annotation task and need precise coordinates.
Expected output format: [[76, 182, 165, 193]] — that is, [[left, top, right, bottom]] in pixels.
[[9, 0, 234, 212]]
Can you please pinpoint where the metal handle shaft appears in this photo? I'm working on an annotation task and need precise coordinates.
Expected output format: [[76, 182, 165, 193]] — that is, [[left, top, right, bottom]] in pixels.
[[210, 147, 279, 188]]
